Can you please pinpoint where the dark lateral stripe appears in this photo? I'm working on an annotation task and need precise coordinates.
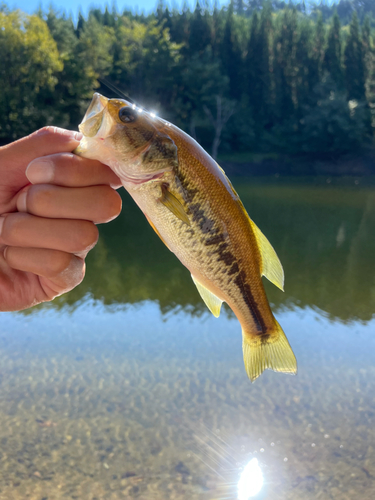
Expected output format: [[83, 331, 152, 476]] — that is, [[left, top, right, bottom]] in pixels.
[[205, 233, 225, 246], [176, 173, 199, 203], [234, 271, 267, 336], [228, 262, 239, 275], [218, 250, 235, 266]]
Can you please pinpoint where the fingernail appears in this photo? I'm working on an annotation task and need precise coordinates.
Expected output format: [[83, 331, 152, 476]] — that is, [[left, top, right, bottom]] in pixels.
[[0, 216, 4, 237], [17, 191, 27, 213], [26, 159, 54, 184]]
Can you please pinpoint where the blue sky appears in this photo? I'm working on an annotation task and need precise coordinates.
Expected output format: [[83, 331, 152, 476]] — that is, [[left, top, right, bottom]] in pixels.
[[5, 0, 207, 19]]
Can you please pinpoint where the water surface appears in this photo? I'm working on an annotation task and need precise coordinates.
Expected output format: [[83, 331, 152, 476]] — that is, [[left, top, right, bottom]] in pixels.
[[1, 176, 375, 499]]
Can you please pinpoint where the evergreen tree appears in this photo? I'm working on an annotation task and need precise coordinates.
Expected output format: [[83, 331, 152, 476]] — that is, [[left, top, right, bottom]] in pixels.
[[188, 1, 211, 54], [246, 9, 259, 103], [235, 0, 245, 15], [364, 27, 375, 131], [273, 8, 298, 122], [103, 6, 115, 27], [362, 14, 371, 82], [324, 11, 343, 90], [246, 6, 273, 133], [295, 19, 313, 116], [221, 1, 242, 99], [344, 11, 366, 101], [211, 0, 224, 58], [75, 10, 85, 38], [168, 6, 190, 46], [310, 12, 325, 91]]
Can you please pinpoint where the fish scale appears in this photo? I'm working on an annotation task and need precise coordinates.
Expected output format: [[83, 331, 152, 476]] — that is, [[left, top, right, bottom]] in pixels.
[[75, 93, 297, 382]]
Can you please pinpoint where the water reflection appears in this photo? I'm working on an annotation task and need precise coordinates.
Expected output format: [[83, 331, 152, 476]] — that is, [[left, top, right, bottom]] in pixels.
[[39, 177, 375, 324]]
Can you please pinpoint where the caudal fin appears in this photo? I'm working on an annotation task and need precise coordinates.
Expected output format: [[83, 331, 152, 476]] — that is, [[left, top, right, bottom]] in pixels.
[[242, 320, 297, 382]]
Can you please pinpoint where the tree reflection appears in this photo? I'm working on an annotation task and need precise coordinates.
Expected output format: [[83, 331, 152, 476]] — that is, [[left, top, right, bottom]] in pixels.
[[43, 178, 375, 323]]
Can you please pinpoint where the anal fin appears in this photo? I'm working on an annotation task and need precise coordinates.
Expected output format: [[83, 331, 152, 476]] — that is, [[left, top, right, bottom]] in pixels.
[[191, 274, 223, 318]]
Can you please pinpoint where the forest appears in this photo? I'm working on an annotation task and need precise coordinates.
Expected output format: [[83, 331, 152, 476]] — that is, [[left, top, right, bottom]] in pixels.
[[0, 0, 375, 160]]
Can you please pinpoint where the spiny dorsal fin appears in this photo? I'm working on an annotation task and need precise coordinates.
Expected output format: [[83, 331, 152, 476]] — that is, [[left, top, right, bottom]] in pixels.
[[191, 274, 223, 318], [159, 184, 190, 225], [216, 164, 284, 291]]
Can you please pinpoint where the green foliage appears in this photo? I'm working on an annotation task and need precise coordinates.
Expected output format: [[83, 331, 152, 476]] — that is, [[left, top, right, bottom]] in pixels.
[[109, 19, 181, 110], [1, 1, 375, 156], [44, 9, 114, 129], [0, 9, 63, 139], [299, 74, 368, 153]]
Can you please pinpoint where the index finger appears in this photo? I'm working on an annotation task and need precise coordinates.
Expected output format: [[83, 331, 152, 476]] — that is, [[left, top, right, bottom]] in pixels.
[[26, 153, 122, 189], [1, 127, 82, 167]]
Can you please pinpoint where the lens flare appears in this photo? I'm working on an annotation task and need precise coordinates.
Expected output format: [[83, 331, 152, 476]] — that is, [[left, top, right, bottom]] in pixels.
[[237, 458, 263, 499]]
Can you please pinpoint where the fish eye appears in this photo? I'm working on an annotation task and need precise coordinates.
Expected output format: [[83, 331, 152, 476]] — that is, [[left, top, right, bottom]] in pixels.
[[119, 107, 137, 123]]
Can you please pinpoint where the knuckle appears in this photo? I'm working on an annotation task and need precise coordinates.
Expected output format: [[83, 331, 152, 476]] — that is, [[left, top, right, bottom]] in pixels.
[[33, 127, 74, 145], [72, 222, 99, 252], [28, 185, 53, 212], [34, 126, 58, 139], [45, 251, 73, 278], [98, 188, 122, 221], [75, 261, 86, 286], [1, 213, 29, 243], [47, 153, 78, 182]]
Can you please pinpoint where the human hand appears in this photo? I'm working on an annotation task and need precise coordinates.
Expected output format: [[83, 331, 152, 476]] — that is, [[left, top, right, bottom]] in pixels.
[[0, 127, 122, 311]]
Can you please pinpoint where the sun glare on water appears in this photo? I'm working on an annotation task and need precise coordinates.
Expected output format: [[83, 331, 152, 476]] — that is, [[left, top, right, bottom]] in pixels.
[[237, 458, 264, 499]]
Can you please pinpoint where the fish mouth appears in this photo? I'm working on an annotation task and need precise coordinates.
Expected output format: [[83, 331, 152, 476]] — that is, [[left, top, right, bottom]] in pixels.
[[78, 93, 110, 138]]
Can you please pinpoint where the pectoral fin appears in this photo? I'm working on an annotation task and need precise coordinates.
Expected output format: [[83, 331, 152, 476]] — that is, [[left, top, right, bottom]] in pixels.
[[191, 274, 223, 317], [159, 184, 190, 225]]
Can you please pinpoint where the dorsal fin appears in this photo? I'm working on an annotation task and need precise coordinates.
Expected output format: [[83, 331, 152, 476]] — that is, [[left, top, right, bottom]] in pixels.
[[217, 164, 284, 291], [247, 219, 284, 291], [191, 274, 223, 317]]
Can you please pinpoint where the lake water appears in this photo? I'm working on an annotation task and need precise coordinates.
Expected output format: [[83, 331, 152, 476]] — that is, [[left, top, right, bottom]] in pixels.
[[1, 176, 375, 499]]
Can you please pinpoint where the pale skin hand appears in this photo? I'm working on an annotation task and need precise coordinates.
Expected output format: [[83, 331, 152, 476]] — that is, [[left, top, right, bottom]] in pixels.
[[0, 127, 122, 312]]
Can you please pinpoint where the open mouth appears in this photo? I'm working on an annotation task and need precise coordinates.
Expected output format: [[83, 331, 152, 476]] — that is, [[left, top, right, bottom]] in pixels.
[[79, 93, 109, 137]]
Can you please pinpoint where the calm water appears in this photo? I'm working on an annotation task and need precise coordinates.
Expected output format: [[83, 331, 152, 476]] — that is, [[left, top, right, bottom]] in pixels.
[[1, 176, 375, 500]]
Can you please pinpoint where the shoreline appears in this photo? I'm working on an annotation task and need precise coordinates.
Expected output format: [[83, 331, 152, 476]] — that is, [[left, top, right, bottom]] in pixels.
[[219, 149, 375, 177]]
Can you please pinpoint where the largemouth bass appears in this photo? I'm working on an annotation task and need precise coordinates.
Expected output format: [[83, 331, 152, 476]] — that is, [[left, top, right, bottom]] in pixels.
[[75, 93, 297, 381]]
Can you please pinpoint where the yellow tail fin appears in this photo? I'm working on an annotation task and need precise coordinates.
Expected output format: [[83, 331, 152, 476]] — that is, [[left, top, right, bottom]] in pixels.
[[242, 320, 297, 382]]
